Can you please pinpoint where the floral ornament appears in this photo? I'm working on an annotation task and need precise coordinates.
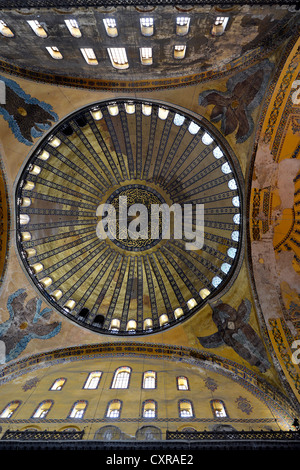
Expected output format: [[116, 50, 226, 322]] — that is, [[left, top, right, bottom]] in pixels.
[[0, 288, 61, 362], [203, 376, 218, 392], [22, 377, 40, 391], [199, 61, 272, 143], [235, 396, 253, 415]]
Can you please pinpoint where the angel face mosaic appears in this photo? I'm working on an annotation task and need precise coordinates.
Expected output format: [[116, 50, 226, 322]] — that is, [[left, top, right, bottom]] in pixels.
[[15, 99, 243, 335]]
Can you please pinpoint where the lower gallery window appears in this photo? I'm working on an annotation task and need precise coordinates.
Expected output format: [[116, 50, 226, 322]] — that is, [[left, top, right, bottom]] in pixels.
[[179, 400, 193, 418], [211, 399, 227, 417], [106, 399, 122, 418], [69, 401, 87, 419], [0, 401, 21, 418], [142, 400, 156, 418], [32, 400, 53, 418]]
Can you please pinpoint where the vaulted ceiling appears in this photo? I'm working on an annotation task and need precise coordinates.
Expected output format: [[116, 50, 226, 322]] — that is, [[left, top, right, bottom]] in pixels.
[[0, 1, 299, 428]]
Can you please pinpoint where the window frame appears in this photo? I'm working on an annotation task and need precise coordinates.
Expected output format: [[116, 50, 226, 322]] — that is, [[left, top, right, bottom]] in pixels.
[[46, 46, 63, 60], [176, 16, 190, 36], [80, 47, 98, 65], [0, 20, 14, 37], [210, 399, 228, 418], [32, 400, 53, 419], [0, 401, 21, 418], [27, 19, 47, 38], [110, 366, 131, 389], [178, 399, 194, 418], [50, 377, 66, 391], [107, 47, 129, 70], [64, 18, 81, 38], [106, 399, 122, 419], [83, 371, 102, 390], [176, 376, 189, 391], [140, 17, 154, 36], [142, 399, 157, 419], [103, 18, 118, 37], [142, 371, 157, 389], [68, 400, 88, 419]]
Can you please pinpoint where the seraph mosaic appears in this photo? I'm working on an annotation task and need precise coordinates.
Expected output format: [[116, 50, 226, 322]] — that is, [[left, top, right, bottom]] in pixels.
[[198, 61, 273, 143], [0, 289, 61, 362], [198, 299, 271, 373], [0, 75, 58, 146]]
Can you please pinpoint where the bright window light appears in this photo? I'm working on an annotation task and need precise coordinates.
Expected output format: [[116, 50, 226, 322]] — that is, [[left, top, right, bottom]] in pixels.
[[46, 46, 63, 60], [103, 18, 118, 37], [176, 17, 190, 35], [140, 17, 154, 36], [211, 16, 229, 36], [140, 47, 153, 65], [0, 20, 14, 37], [80, 48, 98, 65], [174, 45, 186, 59], [65, 19, 81, 38], [27, 20, 47, 38], [107, 47, 129, 69]]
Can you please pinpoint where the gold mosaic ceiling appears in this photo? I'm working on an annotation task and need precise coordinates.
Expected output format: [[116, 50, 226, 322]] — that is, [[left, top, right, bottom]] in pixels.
[[15, 98, 243, 335]]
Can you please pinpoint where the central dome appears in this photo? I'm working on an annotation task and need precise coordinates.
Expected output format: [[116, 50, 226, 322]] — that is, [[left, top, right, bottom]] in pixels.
[[16, 98, 243, 335]]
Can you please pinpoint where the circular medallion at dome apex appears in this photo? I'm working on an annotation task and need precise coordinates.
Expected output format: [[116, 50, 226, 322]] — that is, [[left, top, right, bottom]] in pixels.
[[15, 98, 243, 336], [105, 184, 166, 251]]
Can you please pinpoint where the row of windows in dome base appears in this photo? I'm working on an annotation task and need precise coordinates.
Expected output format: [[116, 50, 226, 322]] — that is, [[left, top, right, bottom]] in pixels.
[[0, 16, 229, 40], [0, 398, 228, 420]]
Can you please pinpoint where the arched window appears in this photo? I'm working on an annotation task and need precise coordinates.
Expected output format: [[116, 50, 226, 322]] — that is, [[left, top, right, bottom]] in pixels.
[[142, 371, 156, 389], [103, 18, 118, 37], [50, 378, 66, 391], [0, 401, 21, 418], [140, 17, 154, 36], [27, 20, 47, 38], [142, 400, 157, 418], [46, 46, 63, 60], [176, 17, 190, 36], [107, 48, 129, 70], [65, 19, 81, 38], [211, 17, 229, 36], [111, 367, 131, 389], [32, 400, 53, 418], [69, 401, 87, 419], [140, 47, 153, 65], [211, 399, 228, 418], [80, 48, 98, 65], [177, 376, 189, 390], [84, 371, 102, 389], [0, 20, 14, 37], [106, 399, 122, 418], [174, 45, 186, 59], [179, 399, 194, 418]]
